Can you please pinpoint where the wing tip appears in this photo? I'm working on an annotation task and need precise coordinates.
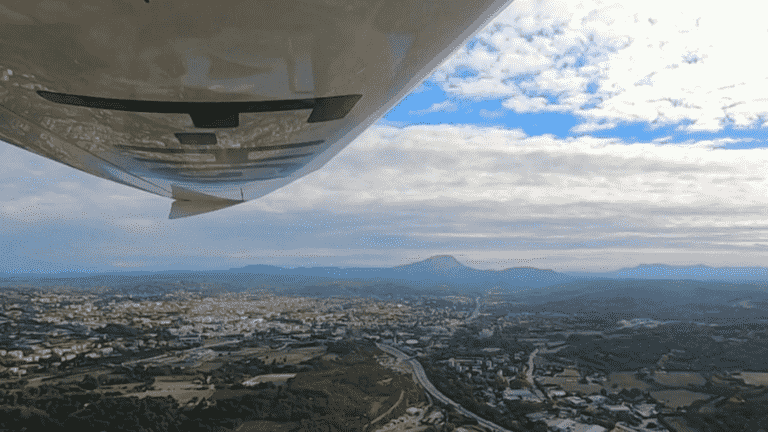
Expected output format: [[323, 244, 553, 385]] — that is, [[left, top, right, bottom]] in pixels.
[[168, 199, 243, 219], [168, 185, 243, 219]]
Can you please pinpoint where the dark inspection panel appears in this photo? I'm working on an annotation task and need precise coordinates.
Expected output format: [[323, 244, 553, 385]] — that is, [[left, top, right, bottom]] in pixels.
[[117, 140, 324, 155], [38, 91, 362, 128]]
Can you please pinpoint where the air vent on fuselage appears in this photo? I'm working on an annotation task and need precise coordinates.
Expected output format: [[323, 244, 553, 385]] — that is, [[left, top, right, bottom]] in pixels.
[[174, 133, 217, 145]]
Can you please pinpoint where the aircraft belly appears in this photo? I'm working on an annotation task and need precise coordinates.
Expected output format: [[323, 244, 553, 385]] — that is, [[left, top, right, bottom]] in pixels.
[[0, 0, 513, 211]]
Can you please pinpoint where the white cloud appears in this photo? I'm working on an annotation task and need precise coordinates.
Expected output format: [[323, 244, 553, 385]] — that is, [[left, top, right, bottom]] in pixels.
[[237, 124, 768, 265], [571, 121, 619, 133], [4, 123, 768, 270], [3, 123, 765, 227], [436, 0, 768, 131], [0, 144, 165, 226], [501, 95, 550, 113], [261, 124, 768, 211]]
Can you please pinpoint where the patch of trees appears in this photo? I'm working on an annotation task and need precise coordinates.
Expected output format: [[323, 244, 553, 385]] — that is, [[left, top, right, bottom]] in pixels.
[[558, 333, 672, 371], [65, 396, 187, 432], [0, 339, 418, 432], [440, 327, 531, 358], [326, 340, 355, 355], [680, 388, 768, 432], [96, 323, 141, 338], [561, 327, 768, 372], [0, 386, 347, 431]]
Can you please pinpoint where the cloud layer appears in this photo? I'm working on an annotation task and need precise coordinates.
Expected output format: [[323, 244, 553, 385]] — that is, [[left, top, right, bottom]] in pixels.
[[4, 124, 768, 270], [435, 0, 768, 131]]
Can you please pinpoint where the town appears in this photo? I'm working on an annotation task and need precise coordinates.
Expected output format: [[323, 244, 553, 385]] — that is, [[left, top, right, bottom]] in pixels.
[[1, 283, 767, 432]]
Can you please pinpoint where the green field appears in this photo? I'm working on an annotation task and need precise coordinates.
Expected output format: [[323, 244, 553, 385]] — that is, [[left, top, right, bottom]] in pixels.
[[258, 346, 326, 364], [733, 372, 768, 386], [133, 375, 214, 404], [652, 372, 706, 387], [650, 390, 712, 409], [606, 372, 651, 392]]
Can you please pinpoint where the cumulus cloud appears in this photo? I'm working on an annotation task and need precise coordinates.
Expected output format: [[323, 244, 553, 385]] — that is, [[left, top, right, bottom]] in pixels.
[[435, 0, 768, 131], [261, 124, 768, 210], [252, 124, 768, 264]]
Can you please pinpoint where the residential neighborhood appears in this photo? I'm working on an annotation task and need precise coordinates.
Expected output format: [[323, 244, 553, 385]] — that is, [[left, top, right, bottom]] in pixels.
[[2, 281, 767, 432]]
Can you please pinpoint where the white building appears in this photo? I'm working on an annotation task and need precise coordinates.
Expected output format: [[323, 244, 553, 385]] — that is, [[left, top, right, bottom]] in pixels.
[[547, 419, 607, 432], [587, 395, 608, 405], [503, 388, 540, 402], [566, 396, 587, 407], [549, 389, 567, 398], [604, 404, 632, 414]]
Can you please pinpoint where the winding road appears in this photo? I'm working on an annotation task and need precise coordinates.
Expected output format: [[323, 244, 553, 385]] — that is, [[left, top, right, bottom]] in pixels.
[[525, 348, 548, 400], [376, 343, 513, 432], [366, 389, 405, 430], [526, 348, 538, 386]]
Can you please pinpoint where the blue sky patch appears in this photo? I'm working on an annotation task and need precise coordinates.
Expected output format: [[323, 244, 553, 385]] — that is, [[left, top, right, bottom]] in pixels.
[[385, 80, 768, 148], [384, 80, 581, 137]]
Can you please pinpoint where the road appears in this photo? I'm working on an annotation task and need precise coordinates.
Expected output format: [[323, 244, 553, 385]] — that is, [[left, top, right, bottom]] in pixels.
[[27, 339, 248, 386], [525, 348, 547, 400], [467, 297, 481, 321], [122, 339, 241, 366], [376, 343, 513, 432], [367, 389, 405, 429], [526, 348, 538, 386]]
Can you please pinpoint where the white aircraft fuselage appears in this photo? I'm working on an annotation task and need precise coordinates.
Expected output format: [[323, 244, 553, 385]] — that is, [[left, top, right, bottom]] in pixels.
[[0, 0, 512, 217]]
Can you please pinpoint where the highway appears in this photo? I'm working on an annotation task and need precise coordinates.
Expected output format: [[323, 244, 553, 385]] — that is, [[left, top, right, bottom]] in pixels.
[[376, 343, 513, 432], [122, 339, 241, 366]]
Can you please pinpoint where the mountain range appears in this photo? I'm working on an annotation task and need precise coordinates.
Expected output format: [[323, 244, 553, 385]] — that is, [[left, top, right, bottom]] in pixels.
[[567, 263, 768, 281], [230, 255, 573, 289], [6, 255, 768, 286]]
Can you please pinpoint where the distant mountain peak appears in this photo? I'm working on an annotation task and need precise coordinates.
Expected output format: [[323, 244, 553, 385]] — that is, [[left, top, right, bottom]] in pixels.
[[390, 255, 472, 277], [402, 255, 465, 269]]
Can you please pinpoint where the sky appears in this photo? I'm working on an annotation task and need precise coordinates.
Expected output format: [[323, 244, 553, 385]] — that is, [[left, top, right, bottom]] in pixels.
[[4, 0, 768, 273]]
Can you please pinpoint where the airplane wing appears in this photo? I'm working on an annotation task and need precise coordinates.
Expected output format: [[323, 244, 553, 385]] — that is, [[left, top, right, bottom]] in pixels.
[[0, 0, 513, 218]]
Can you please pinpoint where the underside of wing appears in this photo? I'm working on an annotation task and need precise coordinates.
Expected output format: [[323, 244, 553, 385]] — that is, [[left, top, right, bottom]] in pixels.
[[0, 0, 514, 218]]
